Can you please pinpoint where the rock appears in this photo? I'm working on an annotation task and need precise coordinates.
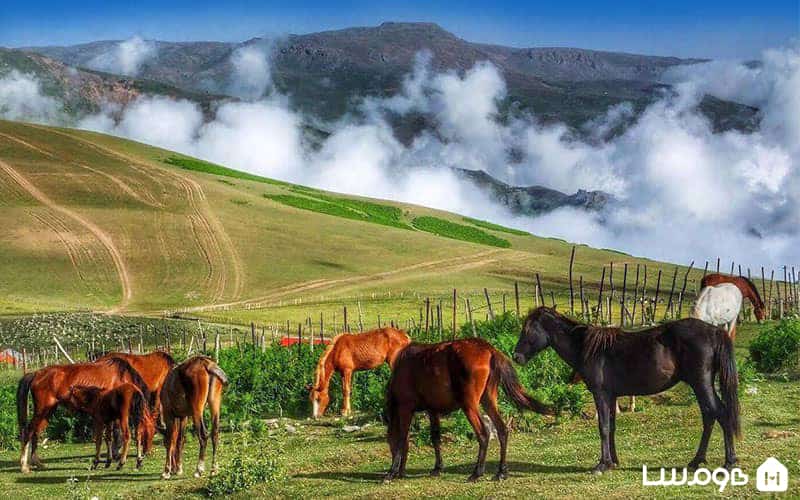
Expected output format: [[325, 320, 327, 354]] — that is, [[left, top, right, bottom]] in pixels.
[[342, 425, 361, 433], [745, 385, 759, 395], [264, 418, 280, 429], [285, 424, 297, 434]]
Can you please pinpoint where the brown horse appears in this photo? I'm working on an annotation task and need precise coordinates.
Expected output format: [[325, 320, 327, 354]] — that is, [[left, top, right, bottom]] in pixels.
[[98, 351, 175, 416], [64, 384, 156, 470], [160, 356, 228, 479], [701, 273, 766, 322], [310, 327, 410, 418], [16, 358, 150, 473], [514, 307, 740, 474], [384, 338, 553, 482]]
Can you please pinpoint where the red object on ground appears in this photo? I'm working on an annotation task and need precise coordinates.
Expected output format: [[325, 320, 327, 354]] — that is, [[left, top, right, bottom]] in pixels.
[[279, 337, 331, 347]]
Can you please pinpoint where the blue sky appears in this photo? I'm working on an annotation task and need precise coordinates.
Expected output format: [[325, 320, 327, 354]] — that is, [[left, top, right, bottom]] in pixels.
[[1, 0, 797, 58]]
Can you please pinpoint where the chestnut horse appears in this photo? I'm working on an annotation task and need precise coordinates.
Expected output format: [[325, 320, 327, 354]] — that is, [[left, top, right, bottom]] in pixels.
[[64, 384, 156, 470], [514, 307, 740, 474], [700, 273, 766, 322], [99, 351, 176, 416], [16, 358, 150, 473], [310, 327, 410, 418], [160, 356, 228, 479], [384, 338, 553, 482]]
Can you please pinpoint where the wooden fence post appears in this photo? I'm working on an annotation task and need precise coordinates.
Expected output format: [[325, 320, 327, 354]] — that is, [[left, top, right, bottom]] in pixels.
[[596, 267, 606, 324], [664, 267, 679, 320], [677, 261, 694, 318], [514, 282, 520, 317], [484, 288, 495, 320], [653, 269, 662, 324], [568, 246, 576, 315], [620, 263, 628, 326], [452, 289, 457, 340], [631, 264, 640, 326], [424, 298, 430, 338], [535, 274, 545, 308]]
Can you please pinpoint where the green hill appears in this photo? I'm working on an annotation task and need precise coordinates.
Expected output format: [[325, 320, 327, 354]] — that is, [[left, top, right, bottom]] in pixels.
[[0, 120, 698, 325]]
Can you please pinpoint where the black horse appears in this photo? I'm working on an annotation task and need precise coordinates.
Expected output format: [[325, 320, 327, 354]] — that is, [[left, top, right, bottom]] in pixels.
[[513, 307, 740, 474]]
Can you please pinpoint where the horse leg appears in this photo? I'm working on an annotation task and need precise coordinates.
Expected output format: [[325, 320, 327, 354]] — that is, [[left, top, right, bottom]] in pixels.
[[104, 426, 113, 468], [729, 320, 737, 341], [208, 380, 223, 475], [482, 392, 509, 480], [592, 392, 615, 474], [463, 404, 489, 482], [161, 417, 177, 479], [341, 369, 353, 417], [629, 396, 636, 413], [383, 404, 412, 482], [609, 404, 619, 467], [91, 421, 103, 470], [135, 422, 144, 470], [193, 409, 208, 478], [428, 412, 443, 477], [176, 418, 188, 475], [21, 405, 54, 473], [117, 419, 131, 470], [688, 380, 719, 469]]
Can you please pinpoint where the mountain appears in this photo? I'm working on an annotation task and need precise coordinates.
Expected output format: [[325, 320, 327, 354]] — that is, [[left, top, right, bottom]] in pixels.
[[23, 22, 759, 130], [455, 168, 611, 216]]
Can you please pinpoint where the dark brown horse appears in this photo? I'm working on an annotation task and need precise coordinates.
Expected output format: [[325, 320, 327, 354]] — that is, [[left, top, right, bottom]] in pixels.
[[310, 328, 411, 418], [16, 358, 150, 473], [514, 307, 740, 474], [64, 384, 156, 470], [384, 338, 553, 483], [160, 356, 227, 479], [701, 273, 766, 321], [98, 351, 175, 416]]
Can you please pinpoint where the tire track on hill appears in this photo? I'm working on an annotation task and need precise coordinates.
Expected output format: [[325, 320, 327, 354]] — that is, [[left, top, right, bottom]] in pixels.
[[0, 158, 132, 311], [30, 126, 244, 303], [188, 249, 503, 312]]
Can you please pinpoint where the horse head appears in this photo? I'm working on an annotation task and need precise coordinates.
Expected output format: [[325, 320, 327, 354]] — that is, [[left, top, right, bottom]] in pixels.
[[309, 384, 330, 419], [514, 307, 558, 364]]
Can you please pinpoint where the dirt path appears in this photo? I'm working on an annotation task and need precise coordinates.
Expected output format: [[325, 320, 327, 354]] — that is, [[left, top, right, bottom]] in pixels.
[[0, 158, 133, 311], [187, 249, 503, 313], [31, 126, 245, 303]]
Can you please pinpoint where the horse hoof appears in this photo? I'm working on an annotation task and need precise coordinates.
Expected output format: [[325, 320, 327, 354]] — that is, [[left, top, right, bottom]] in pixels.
[[493, 472, 508, 481], [382, 474, 394, 484], [116, 463, 124, 471], [591, 463, 610, 475], [20, 466, 31, 474], [161, 472, 171, 480], [193, 471, 203, 478], [724, 461, 737, 471], [688, 460, 705, 470], [467, 473, 482, 483], [429, 468, 442, 477]]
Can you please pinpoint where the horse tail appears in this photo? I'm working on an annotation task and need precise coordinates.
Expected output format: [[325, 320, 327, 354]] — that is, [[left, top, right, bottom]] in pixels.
[[206, 362, 228, 386], [16, 372, 34, 442], [491, 351, 553, 415], [716, 334, 741, 439], [129, 387, 146, 433]]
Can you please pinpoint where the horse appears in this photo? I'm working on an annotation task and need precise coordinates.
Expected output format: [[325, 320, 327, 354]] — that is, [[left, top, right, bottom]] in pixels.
[[160, 356, 228, 479], [700, 273, 766, 322], [310, 327, 410, 418], [384, 338, 553, 482], [98, 351, 176, 417], [64, 384, 156, 470], [692, 283, 744, 339], [514, 307, 740, 474], [16, 358, 150, 473]]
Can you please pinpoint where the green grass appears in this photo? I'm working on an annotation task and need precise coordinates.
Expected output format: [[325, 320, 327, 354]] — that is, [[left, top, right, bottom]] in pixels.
[[162, 155, 290, 187], [463, 216, 529, 236], [265, 191, 410, 230], [1, 324, 798, 498], [413, 216, 511, 248]]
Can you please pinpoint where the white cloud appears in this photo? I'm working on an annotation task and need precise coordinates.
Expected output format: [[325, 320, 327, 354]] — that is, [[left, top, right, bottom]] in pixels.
[[228, 43, 273, 100], [87, 36, 156, 76], [0, 70, 63, 123]]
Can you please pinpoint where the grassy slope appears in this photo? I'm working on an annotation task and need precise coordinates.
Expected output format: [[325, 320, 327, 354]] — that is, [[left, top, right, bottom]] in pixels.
[[0, 119, 710, 327], [0, 324, 797, 498]]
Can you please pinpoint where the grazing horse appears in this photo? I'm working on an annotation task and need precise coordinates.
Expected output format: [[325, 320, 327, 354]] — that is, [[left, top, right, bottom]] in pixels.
[[384, 338, 553, 482], [310, 327, 410, 418], [16, 358, 150, 473], [700, 273, 766, 322], [64, 384, 156, 470], [98, 351, 176, 417], [160, 356, 228, 479], [514, 307, 740, 474], [692, 283, 744, 339]]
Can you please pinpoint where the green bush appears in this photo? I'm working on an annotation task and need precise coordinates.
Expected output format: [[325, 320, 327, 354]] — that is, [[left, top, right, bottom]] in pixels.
[[204, 438, 282, 497], [264, 192, 410, 230], [462, 216, 529, 236], [749, 319, 800, 372], [412, 216, 511, 248], [0, 383, 16, 450], [163, 155, 289, 187]]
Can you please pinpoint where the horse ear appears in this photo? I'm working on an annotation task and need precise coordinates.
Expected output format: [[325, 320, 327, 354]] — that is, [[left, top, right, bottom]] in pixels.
[[569, 325, 589, 336], [305, 383, 313, 392]]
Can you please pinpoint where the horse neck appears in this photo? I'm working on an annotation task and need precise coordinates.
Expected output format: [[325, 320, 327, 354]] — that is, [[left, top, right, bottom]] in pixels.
[[315, 348, 336, 391], [546, 315, 584, 369], [385, 332, 410, 367], [739, 280, 763, 310]]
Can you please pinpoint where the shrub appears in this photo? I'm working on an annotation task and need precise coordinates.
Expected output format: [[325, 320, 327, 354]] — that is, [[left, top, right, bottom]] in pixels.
[[0, 383, 16, 450], [749, 319, 800, 373], [412, 216, 511, 248], [204, 438, 282, 497]]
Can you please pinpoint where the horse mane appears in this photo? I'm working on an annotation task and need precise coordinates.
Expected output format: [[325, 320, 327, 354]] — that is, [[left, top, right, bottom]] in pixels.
[[701, 273, 764, 310], [152, 350, 177, 368], [102, 358, 150, 402], [128, 387, 146, 432], [580, 326, 621, 362], [314, 334, 344, 388], [740, 276, 764, 308]]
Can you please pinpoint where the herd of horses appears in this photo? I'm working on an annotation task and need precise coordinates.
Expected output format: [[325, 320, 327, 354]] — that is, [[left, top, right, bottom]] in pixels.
[[14, 272, 762, 483], [16, 352, 228, 479]]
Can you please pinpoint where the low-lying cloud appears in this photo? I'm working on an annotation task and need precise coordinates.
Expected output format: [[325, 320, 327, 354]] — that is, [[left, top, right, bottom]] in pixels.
[[32, 43, 800, 268], [0, 70, 64, 123], [87, 36, 156, 76]]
